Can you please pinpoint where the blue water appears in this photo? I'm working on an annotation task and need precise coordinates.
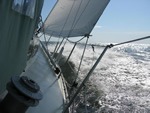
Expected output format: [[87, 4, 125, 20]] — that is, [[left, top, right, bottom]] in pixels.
[[49, 43, 150, 113]]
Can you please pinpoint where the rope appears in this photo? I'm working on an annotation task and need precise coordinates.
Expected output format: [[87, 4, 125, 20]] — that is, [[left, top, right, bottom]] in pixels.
[[67, 36, 86, 43]]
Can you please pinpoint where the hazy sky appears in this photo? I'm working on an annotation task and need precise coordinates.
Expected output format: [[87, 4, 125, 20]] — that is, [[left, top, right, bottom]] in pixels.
[[41, 0, 150, 44]]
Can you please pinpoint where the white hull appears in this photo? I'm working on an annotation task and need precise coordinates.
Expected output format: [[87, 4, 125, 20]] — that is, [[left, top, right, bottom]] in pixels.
[[21, 46, 67, 113]]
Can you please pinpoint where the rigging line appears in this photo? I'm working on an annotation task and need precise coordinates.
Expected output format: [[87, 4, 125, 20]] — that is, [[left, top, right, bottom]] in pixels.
[[38, 28, 45, 38], [40, 41, 57, 69], [58, 0, 76, 37], [51, 0, 76, 55], [92, 51, 95, 65], [71, 89, 75, 113], [53, 38, 60, 55], [77, 36, 89, 76], [47, 34, 52, 43], [66, 36, 91, 91], [67, 36, 86, 43], [84, 86, 88, 113], [67, 0, 83, 37], [67, 62, 77, 76], [45, 35, 52, 50], [65, 42, 77, 64], [55, 37, 67, 56], [46, 31, 54, 45], [36, 16, 44, 37], [35, 15, 43, 35], [46, 74, 61, 90], [113, 36, 150, 47], [63, 38, 68, 47], [43, 31, 51, 52], [40, 41, 64, 92], [67, 0, 91, 37], [41, 30, 49, 52], [43, 33, 48, 48], [43, 31, 52, 53], [38, 33, 44, 38], [46, 60, 77, 91], [61, 76, 70, 104], [55, 37, 65, 53], [63, 45, 111, 113], [39, 16, 51, 51]]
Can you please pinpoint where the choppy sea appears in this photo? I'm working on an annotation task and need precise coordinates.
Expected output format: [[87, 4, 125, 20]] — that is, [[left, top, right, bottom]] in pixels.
[[49, 42, 150, 113]]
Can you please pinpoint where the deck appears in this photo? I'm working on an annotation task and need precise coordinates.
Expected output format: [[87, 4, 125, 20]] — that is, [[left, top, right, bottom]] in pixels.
[[21, 46, 66, 113]]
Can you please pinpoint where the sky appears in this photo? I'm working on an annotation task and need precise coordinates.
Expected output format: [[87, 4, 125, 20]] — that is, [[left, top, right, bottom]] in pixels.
[[41, 0, 150, 44]]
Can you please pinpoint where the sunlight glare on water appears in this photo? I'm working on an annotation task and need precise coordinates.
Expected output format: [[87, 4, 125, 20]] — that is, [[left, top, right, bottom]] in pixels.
[[49, 42, 150, 113]]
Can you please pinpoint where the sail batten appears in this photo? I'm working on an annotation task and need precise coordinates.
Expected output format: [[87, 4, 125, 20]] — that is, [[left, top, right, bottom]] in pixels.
[[44, 0, 110, 38]]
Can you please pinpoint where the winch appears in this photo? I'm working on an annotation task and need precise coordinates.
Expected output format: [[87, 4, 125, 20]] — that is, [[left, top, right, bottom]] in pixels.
[[0, 76, 43, 113]]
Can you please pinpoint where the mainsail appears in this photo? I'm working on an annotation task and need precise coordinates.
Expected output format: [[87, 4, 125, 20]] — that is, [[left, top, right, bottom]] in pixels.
[[44, 0, 110, 38]]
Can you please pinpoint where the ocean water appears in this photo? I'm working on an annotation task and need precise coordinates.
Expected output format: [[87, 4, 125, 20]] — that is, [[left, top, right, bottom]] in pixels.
[[48, 42, 150, 113]]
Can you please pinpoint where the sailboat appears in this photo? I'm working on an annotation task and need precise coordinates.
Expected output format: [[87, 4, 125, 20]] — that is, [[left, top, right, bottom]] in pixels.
[[0, 0, 110, 113]]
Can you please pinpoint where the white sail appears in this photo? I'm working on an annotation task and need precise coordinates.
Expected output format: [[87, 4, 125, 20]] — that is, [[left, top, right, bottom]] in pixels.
[[44, 0, 110, 38]]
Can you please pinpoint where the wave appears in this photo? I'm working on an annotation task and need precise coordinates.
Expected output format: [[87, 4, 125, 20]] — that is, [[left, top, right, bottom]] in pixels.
[[48, 42, 150, 113]]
